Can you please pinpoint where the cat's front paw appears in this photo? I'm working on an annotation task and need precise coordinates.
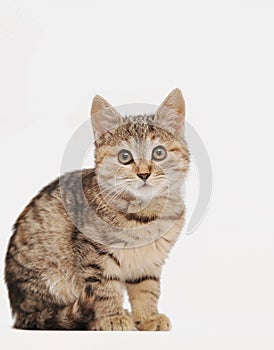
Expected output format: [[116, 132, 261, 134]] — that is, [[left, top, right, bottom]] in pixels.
[[88, 313, 134, 331], [135, 313, 171, 331]]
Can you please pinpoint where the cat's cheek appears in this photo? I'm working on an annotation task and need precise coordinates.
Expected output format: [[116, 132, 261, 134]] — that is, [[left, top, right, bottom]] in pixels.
[[97, 162, 121, 186]]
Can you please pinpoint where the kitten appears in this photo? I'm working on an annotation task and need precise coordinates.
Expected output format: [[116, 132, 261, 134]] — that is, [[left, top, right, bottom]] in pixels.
[[5, 88, 190, 331]]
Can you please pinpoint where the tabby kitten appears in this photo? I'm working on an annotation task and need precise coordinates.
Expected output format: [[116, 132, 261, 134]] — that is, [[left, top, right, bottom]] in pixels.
[[5, 88, 190, 331]]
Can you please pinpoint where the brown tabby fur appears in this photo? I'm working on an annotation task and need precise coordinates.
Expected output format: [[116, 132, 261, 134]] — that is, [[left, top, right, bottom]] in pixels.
[[5, 89, 190, 331]]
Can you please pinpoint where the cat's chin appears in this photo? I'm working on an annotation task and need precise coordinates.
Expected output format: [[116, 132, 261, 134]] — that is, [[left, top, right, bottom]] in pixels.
[[133, 183, 158, 201]]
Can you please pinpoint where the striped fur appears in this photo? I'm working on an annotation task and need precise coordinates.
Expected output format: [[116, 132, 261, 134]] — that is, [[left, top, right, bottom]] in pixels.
[[5, 89, 189, 331]]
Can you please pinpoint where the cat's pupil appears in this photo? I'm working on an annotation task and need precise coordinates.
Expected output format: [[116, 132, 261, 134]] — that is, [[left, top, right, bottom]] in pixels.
[[156, 149, 162, 156], [123, 153, 129, 160]]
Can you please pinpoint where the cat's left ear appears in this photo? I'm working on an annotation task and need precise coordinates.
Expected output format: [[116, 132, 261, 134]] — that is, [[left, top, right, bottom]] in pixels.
[[90, 95, 123, 139], [154, 88, 185, 138]]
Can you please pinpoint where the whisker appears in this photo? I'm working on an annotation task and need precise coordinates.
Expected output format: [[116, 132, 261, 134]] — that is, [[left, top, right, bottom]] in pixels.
[[93, 183, 129, 210]]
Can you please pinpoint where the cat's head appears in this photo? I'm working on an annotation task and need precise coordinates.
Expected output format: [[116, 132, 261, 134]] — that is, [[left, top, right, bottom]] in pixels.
[[90, 89, 190, 205]]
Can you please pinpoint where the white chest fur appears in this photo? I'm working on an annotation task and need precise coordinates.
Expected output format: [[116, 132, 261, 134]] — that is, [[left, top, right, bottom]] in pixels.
[[113, 216, 184, 280]]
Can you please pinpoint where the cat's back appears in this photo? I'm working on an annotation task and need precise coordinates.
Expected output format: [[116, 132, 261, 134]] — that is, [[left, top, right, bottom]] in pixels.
[[12, 168, 94, 234], [5, 169, 95, 269]]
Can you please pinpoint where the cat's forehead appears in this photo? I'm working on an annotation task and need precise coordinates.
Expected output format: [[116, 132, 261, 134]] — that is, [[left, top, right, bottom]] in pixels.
[[123, 114, 155, 124], [95, 113, 179, 150], [117, 135, 161, 154]]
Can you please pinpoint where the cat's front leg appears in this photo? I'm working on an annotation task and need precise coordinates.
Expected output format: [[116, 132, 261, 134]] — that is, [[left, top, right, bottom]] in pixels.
[[126, 276, 171, 331], [86, 277, 133, 331]]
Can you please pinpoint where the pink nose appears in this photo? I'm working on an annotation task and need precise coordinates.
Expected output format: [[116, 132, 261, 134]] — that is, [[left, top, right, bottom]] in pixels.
[[137, 173, 151, 181]]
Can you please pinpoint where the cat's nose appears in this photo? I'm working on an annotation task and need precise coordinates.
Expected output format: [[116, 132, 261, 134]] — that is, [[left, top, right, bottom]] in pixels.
[[137, 173, 151, 181]]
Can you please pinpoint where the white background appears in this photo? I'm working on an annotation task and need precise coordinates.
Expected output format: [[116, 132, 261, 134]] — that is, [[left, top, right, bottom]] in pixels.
[[1, 0, 274, 349]]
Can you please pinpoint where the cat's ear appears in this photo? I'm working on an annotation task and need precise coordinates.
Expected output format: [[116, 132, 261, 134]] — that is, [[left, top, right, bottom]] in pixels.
[[154, 88, 185, 138], [90, 95, 123, 139]]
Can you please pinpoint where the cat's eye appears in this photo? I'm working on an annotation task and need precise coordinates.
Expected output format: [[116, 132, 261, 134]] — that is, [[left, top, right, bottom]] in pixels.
[[152, 146, 167, 161], [118, 149, 134, 165]]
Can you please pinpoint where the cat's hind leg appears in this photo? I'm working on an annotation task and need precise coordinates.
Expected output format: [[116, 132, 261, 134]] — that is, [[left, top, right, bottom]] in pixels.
[[10, 279, 96, 330], [13, 298, 95, 330], [43, 291, 96, 330]]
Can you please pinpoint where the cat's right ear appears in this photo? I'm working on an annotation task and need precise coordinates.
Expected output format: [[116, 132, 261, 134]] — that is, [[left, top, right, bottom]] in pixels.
[[90, 95, 123, 139]]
